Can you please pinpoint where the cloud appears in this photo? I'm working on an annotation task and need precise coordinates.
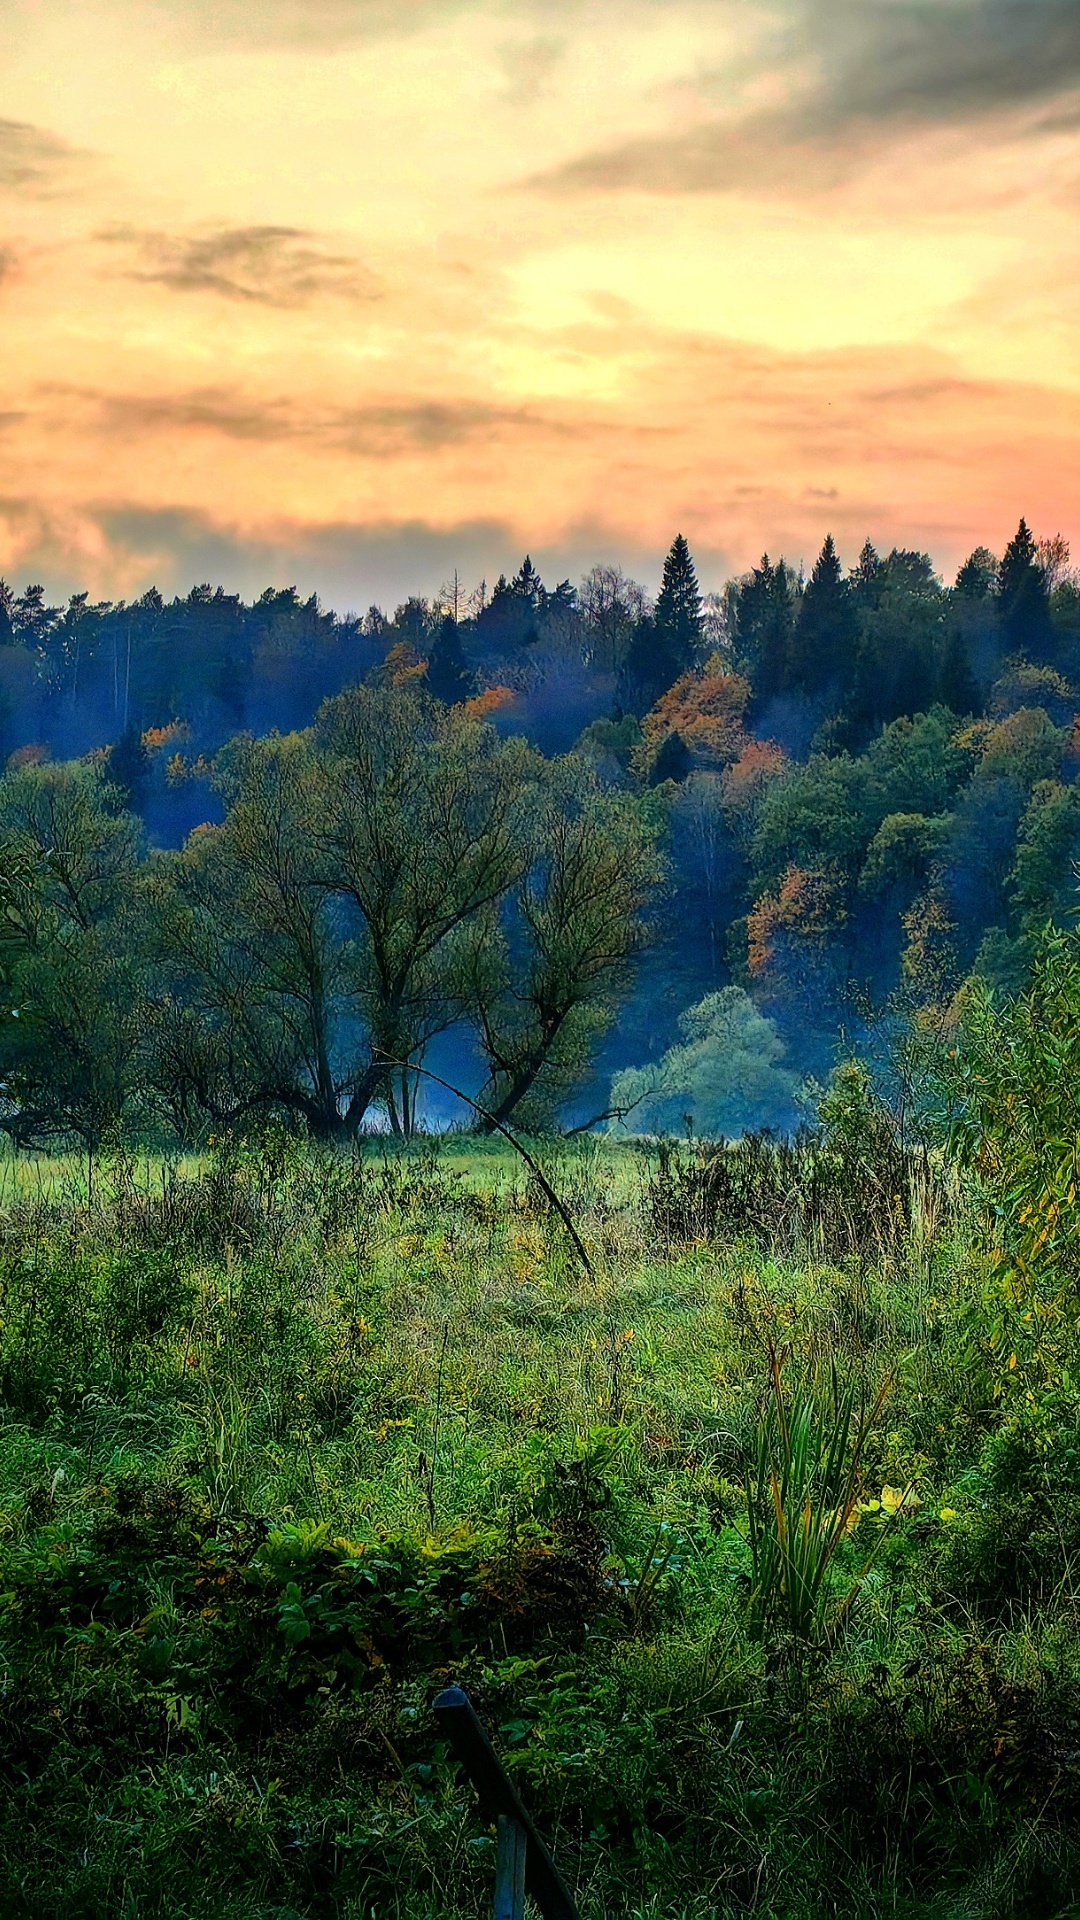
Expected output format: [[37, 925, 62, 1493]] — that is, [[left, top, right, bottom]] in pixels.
[[6, 326, 1079, 605], [811, 0, 1080, 131], [45, 384, 579, 455], [19, 501, 701, 612], [0, 118, 87, 195], [95, 390, 301, 441], [529, 0, 1080, 197], [38, 504, 533, 611], [496, 34, 568, 104], [121, 0, 471, 50], [333, 400, 577, 453], [100, 225, 381, 307]]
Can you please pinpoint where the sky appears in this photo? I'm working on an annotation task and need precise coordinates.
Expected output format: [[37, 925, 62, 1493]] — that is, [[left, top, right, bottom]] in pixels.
[[1, 0, 1079, 610]]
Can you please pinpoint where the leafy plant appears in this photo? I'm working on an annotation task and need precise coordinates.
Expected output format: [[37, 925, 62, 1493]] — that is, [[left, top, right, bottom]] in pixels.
[[946, 925, 1080, 1383], [743, 1346, 894, 1644]]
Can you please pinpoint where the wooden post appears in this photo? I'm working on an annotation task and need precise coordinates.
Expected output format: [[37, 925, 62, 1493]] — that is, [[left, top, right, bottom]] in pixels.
[[432, 1686, 580, 1920], [494, 1813, 526, 1920]]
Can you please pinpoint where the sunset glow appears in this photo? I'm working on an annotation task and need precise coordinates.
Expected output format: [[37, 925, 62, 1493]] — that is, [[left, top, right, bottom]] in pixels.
[[2, 0, 1079, 604]]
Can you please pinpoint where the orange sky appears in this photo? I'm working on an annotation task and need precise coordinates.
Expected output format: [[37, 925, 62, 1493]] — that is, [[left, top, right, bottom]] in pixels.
[[1, 0, 1079, 608]]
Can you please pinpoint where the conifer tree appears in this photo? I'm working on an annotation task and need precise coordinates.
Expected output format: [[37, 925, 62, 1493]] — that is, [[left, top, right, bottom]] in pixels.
[[476, 556, 545, 654], [997, 518, 1052, 660], [512, 555, 546, 610], [736, 554, 797, 705], [654, 534, 703, 677], [106, 726, 149, 809], [955, 547, 997, 599], [425, 615, 474, 706], [852, 538, 883, 607], [648, 729, 692, 786], [938, 623, 980, 716], [621, 535, 703, 713], [789, 534, 856, 697]]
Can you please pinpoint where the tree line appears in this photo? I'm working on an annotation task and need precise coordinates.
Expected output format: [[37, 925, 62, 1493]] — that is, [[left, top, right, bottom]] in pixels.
[[4, 523, 1074, 776], [2, 519, 1079, 1142]]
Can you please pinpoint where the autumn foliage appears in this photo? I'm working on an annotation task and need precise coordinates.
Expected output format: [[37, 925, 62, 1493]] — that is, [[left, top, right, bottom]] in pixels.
[[636, 661, 752, 777]]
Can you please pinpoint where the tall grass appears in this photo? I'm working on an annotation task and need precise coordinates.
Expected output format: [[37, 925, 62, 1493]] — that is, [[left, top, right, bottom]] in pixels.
[[744, 1345, 893, 1643], [0, 1133, 1073, 1918]]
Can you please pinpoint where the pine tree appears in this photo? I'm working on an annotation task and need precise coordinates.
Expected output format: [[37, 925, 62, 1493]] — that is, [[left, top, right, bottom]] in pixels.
[[852, 538, 883, 607], [938, 623, 980, 716], [736, 554, 797, 705], [106, 725, 149, 808], [654, 535, 703, 677], [425, 615, 474, 706], [997, 518, 1052, 660], [954, 547, 997, 599], [476, 557, 544, 654], [789, 534, 856, 698], [648, 729, 692, 786]]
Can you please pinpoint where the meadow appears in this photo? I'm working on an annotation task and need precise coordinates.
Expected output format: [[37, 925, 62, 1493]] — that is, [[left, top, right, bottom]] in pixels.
[[0, 1120, 1075, 1920]]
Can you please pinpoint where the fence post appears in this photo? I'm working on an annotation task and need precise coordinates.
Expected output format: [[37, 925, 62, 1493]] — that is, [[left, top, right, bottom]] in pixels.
[[494, 1812, 527, 1920], [433, 1685, 580, 1920]]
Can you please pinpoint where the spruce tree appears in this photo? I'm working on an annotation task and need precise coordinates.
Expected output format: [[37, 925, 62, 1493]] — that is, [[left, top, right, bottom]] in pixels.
[[852, 538, 883, 608], [105, 726, 149, 808], [654, 534, 703, 678], [955, 547, 997, 599], [789, 534, 856, 698], [476, 557, 544, 654], [737, 554, 797, 705], [426, 615, 474, 706], [997, 517, 1052, 660], [997, 517, 1038, 604], [512, 555, 545, 611], [648, 729, 692, 786], [621, 535, 703, 712], [938, 623, 980, 716]]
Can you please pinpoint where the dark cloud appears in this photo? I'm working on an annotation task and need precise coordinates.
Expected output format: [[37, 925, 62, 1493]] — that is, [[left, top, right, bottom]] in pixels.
[[529, 0, 1080, 197], [99, 225, 381, 307], [816, 0, 1080, 130], [56, 506, 540, 612], [3, 498, 685, 614], [0, 118, 87, 195], [96, 389, 300, 441], [333, 400, 577, 452], [62, 385, 572, 453]]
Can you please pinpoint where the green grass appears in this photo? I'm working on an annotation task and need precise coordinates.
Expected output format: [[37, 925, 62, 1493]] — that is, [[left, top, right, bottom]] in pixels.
[[0, 1135, 1078, 1917]]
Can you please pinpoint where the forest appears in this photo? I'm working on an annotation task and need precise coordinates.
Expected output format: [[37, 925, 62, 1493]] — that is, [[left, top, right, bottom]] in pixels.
[[1, 516, 1078, 1147]]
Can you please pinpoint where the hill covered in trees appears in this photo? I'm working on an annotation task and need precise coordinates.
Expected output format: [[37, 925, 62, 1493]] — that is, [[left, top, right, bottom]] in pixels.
[[1, 519, 1079, 1143]]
